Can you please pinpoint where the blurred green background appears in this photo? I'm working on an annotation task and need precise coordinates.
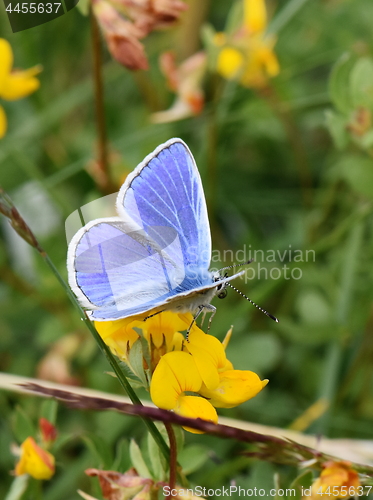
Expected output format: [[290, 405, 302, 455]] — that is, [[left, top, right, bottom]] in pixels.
[[1, 0, 373, 497]]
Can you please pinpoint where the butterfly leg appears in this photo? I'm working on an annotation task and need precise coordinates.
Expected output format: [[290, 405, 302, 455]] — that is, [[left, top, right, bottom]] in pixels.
[[186, 304, 217, 339], [186, 306, 204, 341], [200, 304, 217, 330], [144, 309, 166, 321], [204, 304, 216, 333]]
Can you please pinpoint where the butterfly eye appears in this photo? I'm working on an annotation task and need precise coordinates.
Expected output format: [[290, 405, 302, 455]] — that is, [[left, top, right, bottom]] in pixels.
[[217, 289, 227, 299]]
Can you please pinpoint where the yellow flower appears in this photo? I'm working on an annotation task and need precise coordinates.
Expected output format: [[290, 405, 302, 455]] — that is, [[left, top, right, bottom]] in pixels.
[[215, 0, 279, 88], [150, 350, 218, 434], [0, 39, 41, 138], [186, 328, 268, 408], [306, 461, 360, 499], [150, 321, 268, 432], [97, 311, 267, 432], [95, 311, 188, 372], [15, 437, 55, 480]]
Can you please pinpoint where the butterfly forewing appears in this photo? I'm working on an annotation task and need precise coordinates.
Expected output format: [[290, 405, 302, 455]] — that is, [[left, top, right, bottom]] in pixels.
[[117, 140, 212, 274]]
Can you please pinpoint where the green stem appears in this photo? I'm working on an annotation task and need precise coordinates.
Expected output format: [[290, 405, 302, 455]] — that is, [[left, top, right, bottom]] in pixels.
[[268, 0, 312, 35], [30, 478, 43, 500]]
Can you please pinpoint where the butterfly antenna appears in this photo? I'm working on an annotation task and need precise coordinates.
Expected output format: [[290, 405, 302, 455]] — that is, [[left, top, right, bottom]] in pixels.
[[227, 283, 279, 323], [218, 259, 254, 273]]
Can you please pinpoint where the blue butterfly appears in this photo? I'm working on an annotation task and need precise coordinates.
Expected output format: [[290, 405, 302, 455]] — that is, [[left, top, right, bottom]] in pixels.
[[67, 138, 249, 323]]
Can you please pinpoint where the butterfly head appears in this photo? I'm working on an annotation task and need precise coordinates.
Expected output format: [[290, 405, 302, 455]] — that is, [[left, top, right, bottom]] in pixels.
[[213, 271, 229, 300]]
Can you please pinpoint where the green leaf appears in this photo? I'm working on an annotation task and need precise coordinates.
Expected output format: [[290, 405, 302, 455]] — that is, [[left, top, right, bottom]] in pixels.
[[225, 1, 243, 35], [329, 53, 356, 114], [337, 155, 373, 199], [350, 57, 373, 110], [147, 422, 180, 481], [105, 368, 146, 389], [12, 406, 35, 444], [82, 434, 113, 469], [113, 439, 131, 472], [129, 439, 152, 479], [360, 129, 373, 149], [4, 475, 29, 500], [325, 110, 349, 150], [201, 23, 217, 49], [133, 327, 151, 375], [268, 0, 311, 35], [290, 469, 314, 497], [128, 338, 149, 388], [147, 431, 167, 481], [178, 445, 209, 475], [201, 24, 221, 71], [39, 399, 58, 425]]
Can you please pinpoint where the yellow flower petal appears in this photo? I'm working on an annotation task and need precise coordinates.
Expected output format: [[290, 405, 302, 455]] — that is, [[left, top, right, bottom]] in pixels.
[[239, 39, 279, 88], [244, 0, 267, 34], [216, 47, 244, 81], [95, 319, 139, 360], [170, 331, 185, 352], [262, 48, 280, 77], [0, 39, 13, 94], [1, 65, 42, 101], [96, 312, 189, 368], [150, 351, 202, 409], [186, 329, 227, 390], [95, 318, 136, 340], [200, 370, 268, 408], [223, 359, 234, 371], [175, 395, 218, 434], [0, 105, 7, 139], [222, 326, 233, 350], [142, 311, 189, 349], [15, 437, 55, 480]]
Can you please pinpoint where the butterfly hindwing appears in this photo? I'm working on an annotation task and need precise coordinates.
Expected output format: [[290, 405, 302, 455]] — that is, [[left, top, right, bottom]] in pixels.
[[69, 218, 191, 319]]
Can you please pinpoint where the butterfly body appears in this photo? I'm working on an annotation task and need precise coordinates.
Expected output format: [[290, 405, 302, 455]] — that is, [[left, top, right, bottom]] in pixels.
[[68, 139, 242, 321]]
